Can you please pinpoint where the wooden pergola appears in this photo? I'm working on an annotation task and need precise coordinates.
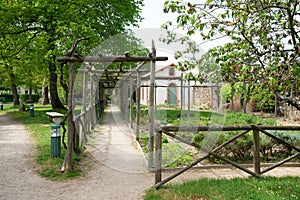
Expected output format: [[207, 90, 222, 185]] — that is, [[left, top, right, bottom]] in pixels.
[[56, 40, 168, 171]]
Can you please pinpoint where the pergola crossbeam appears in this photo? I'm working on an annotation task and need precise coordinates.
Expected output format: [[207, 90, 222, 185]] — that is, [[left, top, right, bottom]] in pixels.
[[56, 55, 168, 63]]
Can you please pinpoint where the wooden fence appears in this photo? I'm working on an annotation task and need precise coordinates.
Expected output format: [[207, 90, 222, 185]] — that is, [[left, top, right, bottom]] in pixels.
[[154, 125, 300, 188], [73, 101, 106, 152]]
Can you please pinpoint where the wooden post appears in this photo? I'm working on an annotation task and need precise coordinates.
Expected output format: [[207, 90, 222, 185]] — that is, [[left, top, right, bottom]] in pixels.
[[216, 80, 220, 109], [154, 82, 157, 110], [90, 74, 94, 130], [87, 74, 94, 132], [82, 65, 88, 135], [253, 129, 260, 175], [64, 62, 76, 171], [136, 71, 141, 141], [129, 75, 133, 129], [180, 73, 183, 118], [148, 40, 156, 170], [94, 76, 99, 123], [187, 79, 190, 119], [155, 130, 162, 184], [101, 83, 105, 113], [124, 79, 129, 121], [120, 80, 123, 113], [98, 82, 103, 116]]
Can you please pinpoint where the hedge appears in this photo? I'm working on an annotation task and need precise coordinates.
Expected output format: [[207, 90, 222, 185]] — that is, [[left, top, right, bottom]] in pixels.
[[19, 94, 40, 102], [0, 94, 13, 103]]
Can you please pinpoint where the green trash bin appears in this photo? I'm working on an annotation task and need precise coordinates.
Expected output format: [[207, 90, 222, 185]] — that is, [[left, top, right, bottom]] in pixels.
[[51, 124, 61, 158]]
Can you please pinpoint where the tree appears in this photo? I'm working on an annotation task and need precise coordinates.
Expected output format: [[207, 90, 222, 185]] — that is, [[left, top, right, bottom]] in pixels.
[[163, 0, 300, 111], [0, 0, 143, 109], [0, 33, 29, 106]]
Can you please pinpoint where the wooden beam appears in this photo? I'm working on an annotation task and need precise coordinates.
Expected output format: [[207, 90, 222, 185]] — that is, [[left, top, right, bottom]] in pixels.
[[162, 125, 300, 132], [56, 55, 168, 63], [77, 68, 149, 73], [260, 153, 300, 174], [142, 76, 182, 80], [136, 61, 147, 70]]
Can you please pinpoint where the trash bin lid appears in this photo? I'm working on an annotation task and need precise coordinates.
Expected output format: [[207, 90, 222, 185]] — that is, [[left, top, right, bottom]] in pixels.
[[51, 124, 60, 129]]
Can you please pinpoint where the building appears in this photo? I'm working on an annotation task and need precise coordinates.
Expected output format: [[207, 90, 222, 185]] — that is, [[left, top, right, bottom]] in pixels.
[[140, 63, 221, 109], [140, 63, 193, 106]]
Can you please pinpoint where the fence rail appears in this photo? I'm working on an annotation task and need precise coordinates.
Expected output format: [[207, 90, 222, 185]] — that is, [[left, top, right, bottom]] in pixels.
[[154, 125, 300, 188], [73, 101, 106, 152]]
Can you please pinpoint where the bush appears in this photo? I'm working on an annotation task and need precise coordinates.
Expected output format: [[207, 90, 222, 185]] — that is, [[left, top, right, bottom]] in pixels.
[[19, 94, 40, 103], [0, 94, 13, 102]]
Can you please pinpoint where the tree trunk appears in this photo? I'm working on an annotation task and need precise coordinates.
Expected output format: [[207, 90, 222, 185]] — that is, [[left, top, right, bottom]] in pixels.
[[11, 82, 19, 106], [231, 83, 235, 112], [29, 86, 33, 102], [60, 63, 69, 104], [47, 33, 66, 110], [8, 68, 19, 106], [275, 92, 279, 116], [243, 82, 247, 113], [42, 74, 50, 105], [42, 86, 50, 105], [49, 59, 66, 109]]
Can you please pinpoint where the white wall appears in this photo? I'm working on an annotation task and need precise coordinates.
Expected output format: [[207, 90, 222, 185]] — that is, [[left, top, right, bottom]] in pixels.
[[140, 65, 194, 106]]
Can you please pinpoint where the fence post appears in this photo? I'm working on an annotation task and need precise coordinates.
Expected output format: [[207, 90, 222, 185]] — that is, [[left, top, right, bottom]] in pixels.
[[155, 130, 162, 184], [82, 64, 88, 136], [253, 128, 261, 175], [135, 70, 141, 141], [148, 40, 156, 170], [129, 74, 134, 129], [90, 74, 95, 129]]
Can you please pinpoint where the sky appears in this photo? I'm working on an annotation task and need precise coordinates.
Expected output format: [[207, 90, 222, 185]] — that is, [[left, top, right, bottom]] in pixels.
[[138, 0, 227, 52], [139, 0, 176, 29]]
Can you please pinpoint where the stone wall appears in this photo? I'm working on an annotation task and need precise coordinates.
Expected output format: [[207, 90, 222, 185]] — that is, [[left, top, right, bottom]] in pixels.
[[193, 85, 220, 109]]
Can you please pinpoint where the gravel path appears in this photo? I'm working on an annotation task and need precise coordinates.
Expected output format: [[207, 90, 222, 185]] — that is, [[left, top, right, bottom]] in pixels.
[[1, 108, 300, 200], [0, 109, 152, 200]]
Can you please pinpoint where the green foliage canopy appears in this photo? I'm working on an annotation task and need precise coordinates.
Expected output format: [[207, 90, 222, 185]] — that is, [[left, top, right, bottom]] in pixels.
[[0, 0, 143, 107], [163, 0, 299, 94]]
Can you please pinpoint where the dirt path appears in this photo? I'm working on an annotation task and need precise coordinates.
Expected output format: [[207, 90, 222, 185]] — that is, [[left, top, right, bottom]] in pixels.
[[1, 108, 300, 200], [0, 107, 153, 200]]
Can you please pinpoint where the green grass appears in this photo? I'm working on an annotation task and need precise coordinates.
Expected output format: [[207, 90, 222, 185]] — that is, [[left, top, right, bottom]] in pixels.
[[134, 108, 277, 126], [145, 176, 300, 200], [2, 104, 89, 180], [138, 109, 278, 167]]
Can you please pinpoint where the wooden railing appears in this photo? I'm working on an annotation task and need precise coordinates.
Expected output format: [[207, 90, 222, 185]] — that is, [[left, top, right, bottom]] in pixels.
[[73, 101, 106, 151], [154, 125, 300, 188]]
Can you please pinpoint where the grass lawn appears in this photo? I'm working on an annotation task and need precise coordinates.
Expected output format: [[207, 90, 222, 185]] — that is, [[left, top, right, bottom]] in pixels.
[[138, 108, 280, 167], [141, 107, 300, 199], [2, 103, 90, 180], [145, 176, 300, 200]]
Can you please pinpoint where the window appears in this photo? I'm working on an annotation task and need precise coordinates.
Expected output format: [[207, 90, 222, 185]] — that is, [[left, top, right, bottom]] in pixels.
[[169, 67, 174, 76]]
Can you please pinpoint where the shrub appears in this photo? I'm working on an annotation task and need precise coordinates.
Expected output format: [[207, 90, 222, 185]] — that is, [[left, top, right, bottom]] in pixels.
[[19, 94, 40, 103], [0, 94, 13, 102]]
